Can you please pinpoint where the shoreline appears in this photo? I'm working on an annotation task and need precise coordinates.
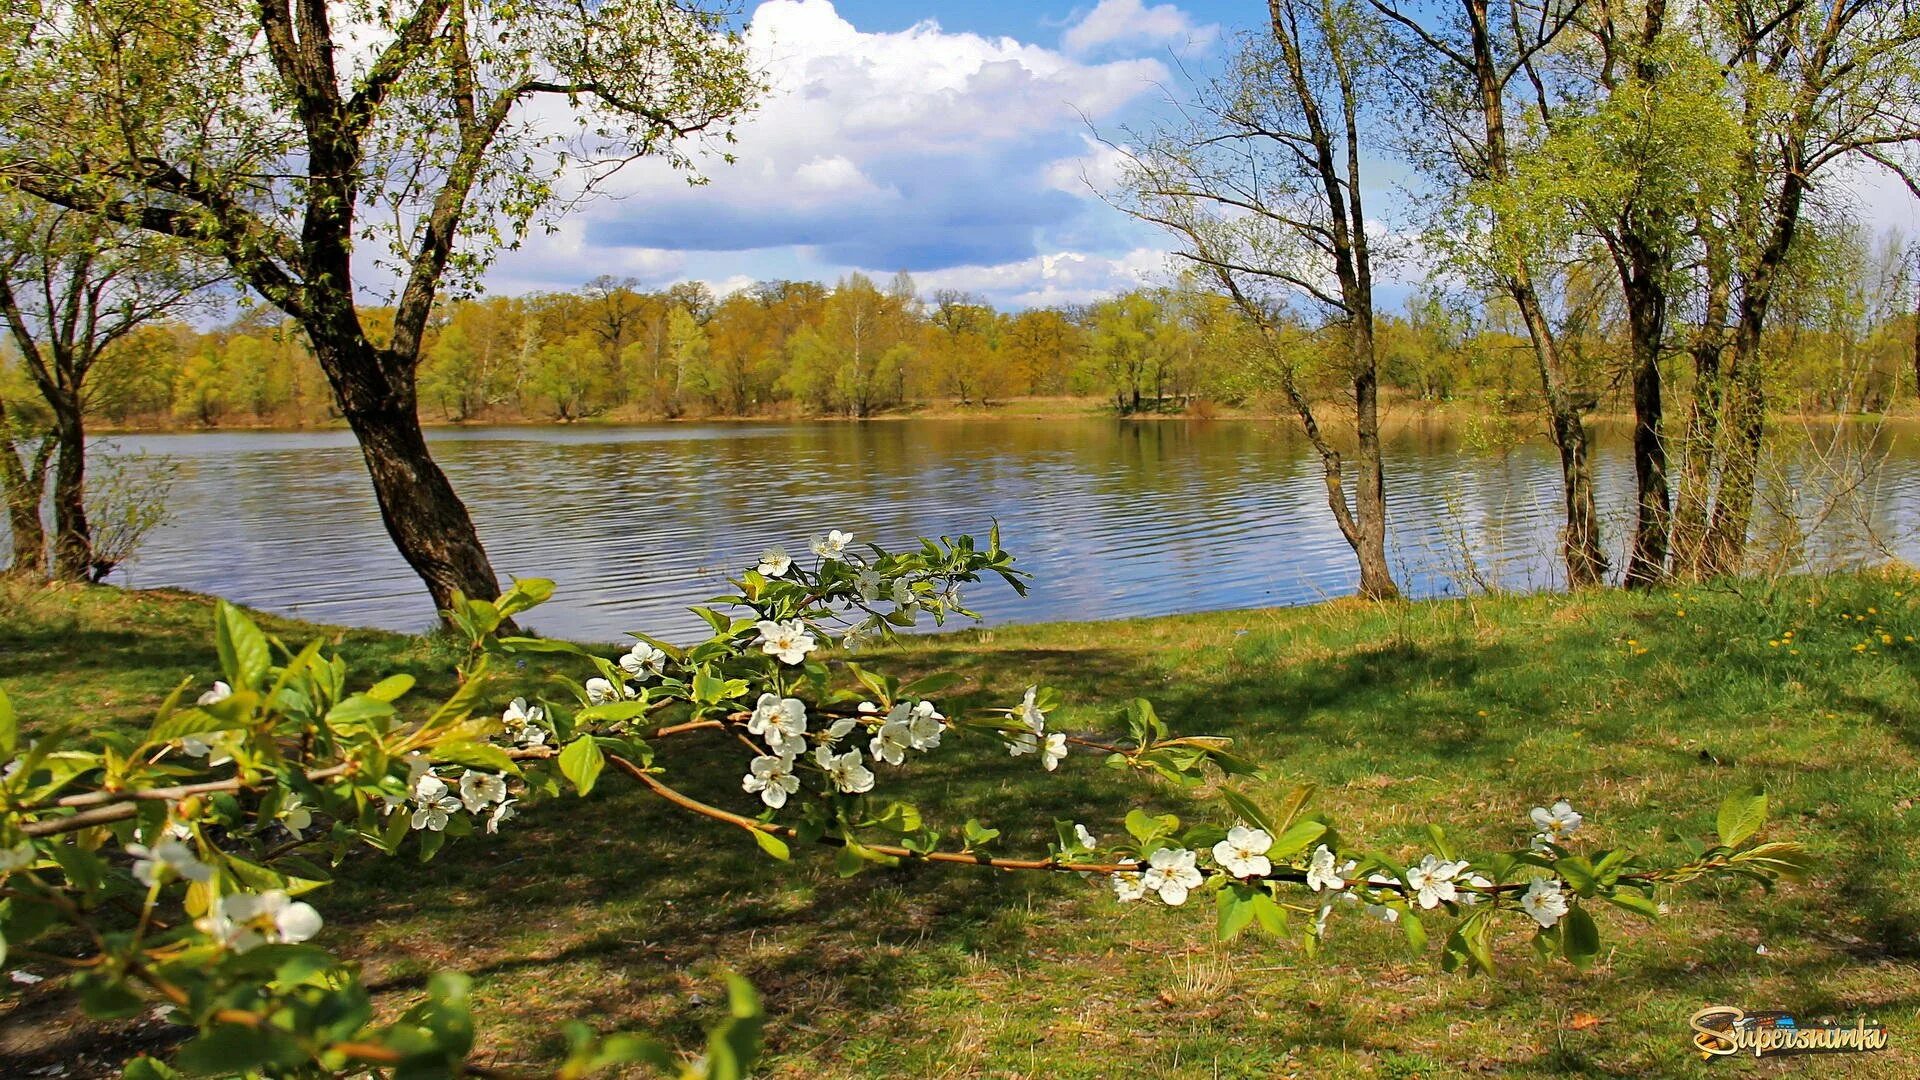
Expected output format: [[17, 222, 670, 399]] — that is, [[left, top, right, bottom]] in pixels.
[[90, 397, 1920, 437]]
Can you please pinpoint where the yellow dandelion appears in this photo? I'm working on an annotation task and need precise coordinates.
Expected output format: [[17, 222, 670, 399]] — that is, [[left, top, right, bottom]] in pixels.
[[1768, 640, 1780, 647]]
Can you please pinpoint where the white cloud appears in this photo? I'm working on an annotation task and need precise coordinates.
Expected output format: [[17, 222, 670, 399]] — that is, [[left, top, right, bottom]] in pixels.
[[914, 247, 1170, 308], [1043, 134, 1134, 196], [482, 0, 1181, 305], [1062, 0, 1218, 57]]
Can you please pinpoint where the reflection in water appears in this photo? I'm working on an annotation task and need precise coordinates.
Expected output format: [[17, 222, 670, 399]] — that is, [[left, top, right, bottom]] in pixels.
[[41, 418, 1920, 641]]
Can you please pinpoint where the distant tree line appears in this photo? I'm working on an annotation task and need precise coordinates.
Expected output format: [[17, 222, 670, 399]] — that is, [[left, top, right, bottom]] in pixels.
[[10, 232, 1915, 433]]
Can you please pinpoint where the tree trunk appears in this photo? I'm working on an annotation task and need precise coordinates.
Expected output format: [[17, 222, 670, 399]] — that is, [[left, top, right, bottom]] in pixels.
[[1619, 241, 1671, 588], [1461, 0, 1605, 589], [1352, 360, 1398, 600], [49, 397, 91, 581], [313, 336, 503, 616], [1670, 249, 1731, 580], [1703, 166, 1807, 575], [1, 423, 51, 577]]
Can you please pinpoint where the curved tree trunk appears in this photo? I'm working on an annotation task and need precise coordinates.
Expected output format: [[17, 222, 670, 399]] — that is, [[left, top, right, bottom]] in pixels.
[[48, 394, 91, 581], [1, 421, 52, 577], [313, 335, 503, 616]]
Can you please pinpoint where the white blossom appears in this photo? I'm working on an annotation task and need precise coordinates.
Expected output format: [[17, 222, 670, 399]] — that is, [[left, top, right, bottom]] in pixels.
[[742, 753, 801, 809], [757, 548, 793, 577], [9, 970, 43, 985], [755, 620, 818, 665], [619, 642, 667, 680], [1406, 855, 1467, 910], [870, 719, 913, 766], [905, 701, 944, 750], [1142, 848, 1204, 906], [823, 717, 859, 743], [1530, 799, 1583, 842], [747, 694, 810, 753], [127, 841, 211, 887], [180, 733, 234, 767], [1457, 872, 1494, 905], [1521, 878, 1570, 928], [1306, 845, 1348, 893], [1364, 902, 1401, 923], [196, 681, 232, 706], [855, 570, 884, 601], [280, 795, 314, 840], [1074, 824, 1098, 850], [1112, 870, 1148, 902], [486, 799, 517, 834], [810, 529, 853, 559], [409, 775, 461, 831], [501, 698, 546, 747], [1040, 731, 1068, 771], [1016, 686, 1046, 733], [1007, 730, 1039, 758], [196, 890, 322, 952], [890, 578, 915, 608], [1212, 826, 1274, 879], [458, 772, 509, 813], [584, 677, 631, 705], [815, 746, 876, 794]]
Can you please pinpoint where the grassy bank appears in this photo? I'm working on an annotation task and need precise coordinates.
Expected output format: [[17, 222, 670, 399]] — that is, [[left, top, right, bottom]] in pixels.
[[4, 572, 1920, 1076]]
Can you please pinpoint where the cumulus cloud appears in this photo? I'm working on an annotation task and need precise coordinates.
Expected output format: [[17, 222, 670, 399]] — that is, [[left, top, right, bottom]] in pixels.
[[1061, 0, 1218, 57], [914, 248, 1170, 308], [479, 0, 1179, 305]]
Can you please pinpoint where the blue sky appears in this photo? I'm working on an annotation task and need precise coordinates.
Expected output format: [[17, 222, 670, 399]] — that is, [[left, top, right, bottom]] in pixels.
[[486, 0, 1255, 308], [481, 0, 1918, 311]]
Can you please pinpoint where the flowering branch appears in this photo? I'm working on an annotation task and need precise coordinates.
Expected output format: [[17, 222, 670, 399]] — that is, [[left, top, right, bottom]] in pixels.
[[0, 527, 1809, 1076]]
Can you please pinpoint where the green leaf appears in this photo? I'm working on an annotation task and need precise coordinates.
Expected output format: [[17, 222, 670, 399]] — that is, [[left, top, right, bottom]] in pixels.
[[1555, 855, 1600, 898], [573, 701, 654, 724], [1605, 890, 1661, 919], [146, 706, 247, 746], [433, 741, 521, 777], [1400, 909, 1427, 954], [496, 636, 592, 657], [214, 600, 271, 689], [0, 684, 15, 757], [324, 694, 396, 731], [1219, 789, 1276, 836], [704, 975, 764, 1080], [1216, 885, 1257, 941], [496, 577, 556, 618], [558, 735, 605, 796], [364, 674, 415, 703], [751, 828, 790, 861], [1561, 904, 1601, 969], [1716, 789, 1768, 848], [1266, 819, 1327, 860]]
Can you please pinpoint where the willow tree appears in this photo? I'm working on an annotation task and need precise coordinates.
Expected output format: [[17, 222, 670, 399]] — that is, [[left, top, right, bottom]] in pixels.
[[1374, 0, 1609, 588], [1685, 1, 1920, 576], [1111, 0, 1400, 600], [0, 0, 757, 612], [0, 200, 218, 580]]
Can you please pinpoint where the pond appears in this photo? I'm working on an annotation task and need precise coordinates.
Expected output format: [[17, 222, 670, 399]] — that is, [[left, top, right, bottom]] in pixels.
[[69, 417, 1920, 641]]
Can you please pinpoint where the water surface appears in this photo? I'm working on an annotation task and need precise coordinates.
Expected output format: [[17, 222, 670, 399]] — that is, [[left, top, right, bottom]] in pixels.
[[64, 418, 1920, 641]]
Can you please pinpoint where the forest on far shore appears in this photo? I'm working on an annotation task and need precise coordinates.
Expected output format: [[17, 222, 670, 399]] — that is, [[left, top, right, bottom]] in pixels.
[[15, 217, 1917, 432]]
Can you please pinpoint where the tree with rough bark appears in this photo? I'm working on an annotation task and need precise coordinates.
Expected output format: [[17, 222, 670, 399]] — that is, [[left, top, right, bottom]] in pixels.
[[1108, 0, 1400, 600], [1688, 1, 1920, 578], [1374, 0, 1611, 589], [0, 200, 218, 581], [0, 0, 759, 614]]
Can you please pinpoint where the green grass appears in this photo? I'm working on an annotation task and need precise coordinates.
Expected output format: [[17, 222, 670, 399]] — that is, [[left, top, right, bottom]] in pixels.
[[4, 571, 1920, 1077]]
